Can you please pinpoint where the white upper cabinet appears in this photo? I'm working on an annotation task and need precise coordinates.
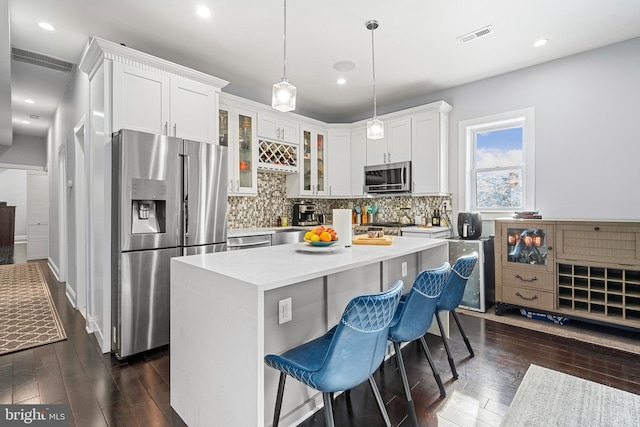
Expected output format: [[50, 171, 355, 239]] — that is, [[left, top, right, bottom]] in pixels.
[[411, 102, 452, 195], [350, 127, 367, 197], [113, 63, 169, 135], [83, 37, 228, 145], [112, 63, 216, 143], [219, 104, 258, 195], [257, 113, 299, 144], [170, 77, 216, 143], [286, 126, 327, 197], [366, 117, 412, 165], [327, 129, 350, 197]]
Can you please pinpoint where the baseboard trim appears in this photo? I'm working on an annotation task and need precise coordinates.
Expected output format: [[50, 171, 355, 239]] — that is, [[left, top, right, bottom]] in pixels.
[[86, 318, 110, 354], [47, 259, 61, 282], [65, 283, 78, 308]]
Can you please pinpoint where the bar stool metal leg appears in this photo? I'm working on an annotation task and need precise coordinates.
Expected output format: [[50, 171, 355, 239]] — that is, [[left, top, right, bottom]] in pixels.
[[435, 311, 458, 379], [451, 311, 475, 357], [322, 393, 335, 427], [368, 376, 392, 427], [393, 342, 419, 427], [418, 336, 446, 397], [272, 372, 287, 427]]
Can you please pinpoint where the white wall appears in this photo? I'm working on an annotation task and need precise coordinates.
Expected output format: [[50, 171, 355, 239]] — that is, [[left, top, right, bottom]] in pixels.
[[414, 37, 640, 223], [0, 133, 47, 166], [47, 65, 89, 301], [0, 168, 27, 240]]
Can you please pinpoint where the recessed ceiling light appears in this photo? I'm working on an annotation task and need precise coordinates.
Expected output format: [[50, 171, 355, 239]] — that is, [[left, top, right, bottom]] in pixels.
[[30, 114, 40, 120], [533, 39, 548, 47], [38, 22, 55, 31], [196, 6, 211, 18], [25, 99, 35, 104], [21, 120, 30, 124], [337, 78, 346, 85], [333, 61, 356, 72]]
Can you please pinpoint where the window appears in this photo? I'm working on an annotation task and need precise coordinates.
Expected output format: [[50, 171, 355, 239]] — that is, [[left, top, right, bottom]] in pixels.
[[459, 108, 535, 214]]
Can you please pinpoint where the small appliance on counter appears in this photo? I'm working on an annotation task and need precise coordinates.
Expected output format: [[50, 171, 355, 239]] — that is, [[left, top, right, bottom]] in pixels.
[[292, 202, 318, 226], [458, 212, 482, 239]]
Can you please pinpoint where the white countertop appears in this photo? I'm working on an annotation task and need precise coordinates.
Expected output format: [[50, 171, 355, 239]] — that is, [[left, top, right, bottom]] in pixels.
[[401, 226, 450, 234], [173, 236, 447, 291], [227, 226, 312, 237]]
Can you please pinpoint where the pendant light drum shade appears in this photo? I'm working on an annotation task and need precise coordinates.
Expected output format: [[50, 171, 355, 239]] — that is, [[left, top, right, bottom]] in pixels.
[[366, 20, 383, 140], [272, 0, 297, 112]]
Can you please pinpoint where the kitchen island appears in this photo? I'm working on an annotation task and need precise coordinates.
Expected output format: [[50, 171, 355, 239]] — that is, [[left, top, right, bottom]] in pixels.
[[170, 237, 448, 427]]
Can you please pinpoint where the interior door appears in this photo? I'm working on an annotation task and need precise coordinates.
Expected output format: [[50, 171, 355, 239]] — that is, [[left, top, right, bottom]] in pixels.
[[27, 171, 49, 260]]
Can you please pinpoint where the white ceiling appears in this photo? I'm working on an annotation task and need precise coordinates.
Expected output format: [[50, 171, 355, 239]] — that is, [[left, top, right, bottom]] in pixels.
[[5, 0, 640, 141]]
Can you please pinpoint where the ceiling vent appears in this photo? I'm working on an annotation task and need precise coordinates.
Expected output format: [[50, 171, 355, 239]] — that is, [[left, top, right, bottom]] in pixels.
[[11, 47, 76, 73], [457, 25, 494, 43]]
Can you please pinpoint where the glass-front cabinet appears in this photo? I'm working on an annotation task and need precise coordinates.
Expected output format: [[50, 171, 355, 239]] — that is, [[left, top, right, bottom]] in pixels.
[[501, 222, 555, 272], [301, 127, 327, 196], [219, 104, 257, 195]]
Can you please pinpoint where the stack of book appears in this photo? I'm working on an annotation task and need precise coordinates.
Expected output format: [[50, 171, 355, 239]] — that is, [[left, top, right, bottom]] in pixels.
[[512, 211, 542, 219]]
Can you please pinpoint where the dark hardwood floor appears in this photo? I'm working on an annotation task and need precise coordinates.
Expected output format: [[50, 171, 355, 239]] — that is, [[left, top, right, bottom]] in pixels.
[[2, 258, 640, 426]]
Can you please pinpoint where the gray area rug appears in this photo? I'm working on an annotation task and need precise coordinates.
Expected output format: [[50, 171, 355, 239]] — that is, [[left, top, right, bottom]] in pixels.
[[457, 305, 640, 356], [502, 364, 640, 426], [0, 263, 67, 355]]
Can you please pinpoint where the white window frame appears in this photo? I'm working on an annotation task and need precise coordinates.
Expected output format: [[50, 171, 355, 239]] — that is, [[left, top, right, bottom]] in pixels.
[[459, 107, 535, 220]]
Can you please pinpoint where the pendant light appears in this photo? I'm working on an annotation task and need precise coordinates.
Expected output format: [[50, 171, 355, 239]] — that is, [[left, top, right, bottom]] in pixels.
[[366, 20, 383, 140], [272, 0, 297, 112]]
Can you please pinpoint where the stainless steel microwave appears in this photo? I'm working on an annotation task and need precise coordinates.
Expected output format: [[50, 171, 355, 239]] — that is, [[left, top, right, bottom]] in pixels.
[[364, 161, 412, 194]]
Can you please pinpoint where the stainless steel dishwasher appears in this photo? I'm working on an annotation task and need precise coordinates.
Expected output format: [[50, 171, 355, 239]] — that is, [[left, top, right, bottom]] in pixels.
[[226, 234, 272, 250]]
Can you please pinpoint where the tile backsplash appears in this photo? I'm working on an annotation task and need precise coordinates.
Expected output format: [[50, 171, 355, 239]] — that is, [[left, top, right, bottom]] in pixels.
[[227, 172, 453, 229]]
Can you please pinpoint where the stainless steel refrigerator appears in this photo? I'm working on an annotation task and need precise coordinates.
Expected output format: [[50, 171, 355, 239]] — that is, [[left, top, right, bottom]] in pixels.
[[111, 129, 228, 358]]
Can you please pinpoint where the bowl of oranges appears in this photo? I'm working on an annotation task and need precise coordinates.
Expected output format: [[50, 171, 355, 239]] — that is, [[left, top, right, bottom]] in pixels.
[[304, 226, 339, 246]]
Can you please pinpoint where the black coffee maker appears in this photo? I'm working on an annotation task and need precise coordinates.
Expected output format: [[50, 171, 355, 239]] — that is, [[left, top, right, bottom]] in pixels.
[[292, 203, 318, 226], [458, 212, 482, 239]]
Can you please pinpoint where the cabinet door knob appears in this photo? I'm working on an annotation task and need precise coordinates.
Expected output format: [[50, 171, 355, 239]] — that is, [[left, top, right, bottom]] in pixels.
[[173, 123, 177, 136], [164, 122, 168, 135], [547, 246, 553, 250], [594, 226, 600, 231]]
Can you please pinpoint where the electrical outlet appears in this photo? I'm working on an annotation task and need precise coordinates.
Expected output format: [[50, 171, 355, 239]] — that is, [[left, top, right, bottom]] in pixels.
[[401, 262, 408, 277], [278, 297, 292, 324]]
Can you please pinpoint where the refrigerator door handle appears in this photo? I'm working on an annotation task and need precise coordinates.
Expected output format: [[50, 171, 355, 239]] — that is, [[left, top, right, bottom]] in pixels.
[[183, 154, 189, 241]]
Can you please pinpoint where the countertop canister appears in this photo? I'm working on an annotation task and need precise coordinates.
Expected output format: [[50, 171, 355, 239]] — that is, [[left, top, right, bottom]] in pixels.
[[332, 209, 352, 247]]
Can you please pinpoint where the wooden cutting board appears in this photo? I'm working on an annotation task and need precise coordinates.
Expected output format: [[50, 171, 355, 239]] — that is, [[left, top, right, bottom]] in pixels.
[[352, 236, 394, 245]]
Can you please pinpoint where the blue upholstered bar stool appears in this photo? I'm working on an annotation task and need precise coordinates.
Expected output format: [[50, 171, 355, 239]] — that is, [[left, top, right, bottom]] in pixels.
[[435, 252, 479, 379], [264, 280, 404, 427], [387, 262, 450, 426]]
